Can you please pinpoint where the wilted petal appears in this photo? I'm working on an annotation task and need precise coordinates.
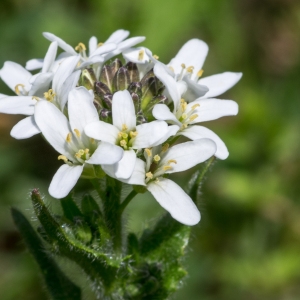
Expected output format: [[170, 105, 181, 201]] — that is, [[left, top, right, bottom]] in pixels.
[[114, 149, 136, 179], [87, 142, 123, 165], [10, 116, 40, 139], [85, 121, 119, 144], [152, 104, 181, 126], [198, 72, 242, 98], [147, 178, 200, 226], [179, 125, 229, 159], [43, 32, 77, 55], [134, 121, 169, 149], [160, 139, 216, 173], [168, 39, 209, 80], [49, 164, 83, 199], [68, 87, 99, 134], [189, 99, 238, 123], [112, 90, 136, 131], [0, 96, 36, 115], [1, 61, 32, 92]]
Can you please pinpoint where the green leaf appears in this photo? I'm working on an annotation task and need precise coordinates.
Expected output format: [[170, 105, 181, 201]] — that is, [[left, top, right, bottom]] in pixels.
[[11, 208, 81, 300]]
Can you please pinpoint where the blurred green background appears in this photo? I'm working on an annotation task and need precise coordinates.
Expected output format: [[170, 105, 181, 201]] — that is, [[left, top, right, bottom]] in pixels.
[[1, 0, 300, 299]]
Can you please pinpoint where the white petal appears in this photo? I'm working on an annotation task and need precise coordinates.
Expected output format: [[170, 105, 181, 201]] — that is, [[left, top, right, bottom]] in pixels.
[[147, 178, 200, 226], [105, 29, 129, 44], [122, 47, 151, 64], [26, 59, 44, 71], [112, 90, 136, 131], [42, 42, 58, 73], [0, 96, 36, 115], [49, 164, 83, 199], [58, 70, 81, 111], [10, 116, 40, 139], [179, 125, 229, 159], [114, 149, 136, 179], [68, 87, 99, 134], [168, 39, 209, 79], [90, 43, 117, 57], [134, 121, 169, 149], [89, 36, 98, 56], [0, 93, 7, 99], [198, 72, 242, 98], [160, 139, 216, 173], [43, 32, 77, 55], [189, 99, 238, 123], [52, 56, 80, 96], [1, 61, 32, 92], [35, 101, 72, 158], [182, 77, 209, 101], [84, 121, 119, 144], [29, 72, 53, 97], [151, 125, 180, 147], [154, 64, 180, 111], [87, 142, 123, 165], [78, 56, 104, 69], [152, 104, 181, 126]]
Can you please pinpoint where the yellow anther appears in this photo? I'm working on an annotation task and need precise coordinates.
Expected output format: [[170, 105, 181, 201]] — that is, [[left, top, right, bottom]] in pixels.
[[161, 143, 169, 152], [97, 42, 104, 47], [138, 49, 144, 61], [32, 96, 40, 101], [15, 84, 25, 95], [169, 66, 174, 72], [90, 138, 95, 143], [145, 148, 152, 157], [197, 69, 204, 77], [85, 148, 89, 154], [120, 140, 127, 147], [189, 114, 198, 121], [75, 149, 85, 158], [66, 133, 72, 143], [180, 99, 187, 111], [118, 132, 123, 138], [155, 178, 160, 183], [122, 132, 128, 139], [122, 124, 128, 131], [75, 42, 86, 52], [58, 155, 68, 163], [146, 172, 153, 179], [44, 89, 56, 101], [181, 124, 188, 130], [130, 131, 138, 138], [163, 165, 172, 171], [153, 155, 161, 162], [186, 66, 194, 73], [153, 54, 159, 60], [191, 104, 200, 110], [181, 63, 186, 69], [74, 129, 81, 137], [167, 159, 177, 164]]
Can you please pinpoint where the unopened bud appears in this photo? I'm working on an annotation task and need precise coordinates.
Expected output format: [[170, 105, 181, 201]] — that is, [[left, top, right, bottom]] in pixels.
[[103, 94, 113, 109], [110, 58, 123, 77], [95, 81, 111, 99], [99, 65, 113, 91], [112, 67, 130, 92], [79, 68, 97, 90], [125, 61, 139, 82]]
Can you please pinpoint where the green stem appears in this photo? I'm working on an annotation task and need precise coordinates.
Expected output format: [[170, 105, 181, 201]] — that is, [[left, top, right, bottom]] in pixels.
[[119, 190, 138, 214]]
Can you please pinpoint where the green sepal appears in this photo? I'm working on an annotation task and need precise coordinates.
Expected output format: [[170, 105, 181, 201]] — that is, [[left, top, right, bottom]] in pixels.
[[11, 208, 81, 300], [60, 194, 83, 222], [133, 184, 147, 194]]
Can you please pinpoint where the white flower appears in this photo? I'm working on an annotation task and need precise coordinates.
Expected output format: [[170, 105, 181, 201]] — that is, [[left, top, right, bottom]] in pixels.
[[0, 56, 80, 139], [84, 90, 172, 179], [34, 87, 123, 199], [104, 139, 217, 225]]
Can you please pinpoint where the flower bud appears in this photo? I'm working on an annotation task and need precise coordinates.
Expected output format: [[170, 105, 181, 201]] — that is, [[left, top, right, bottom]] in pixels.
[[125, 61, 139, 82], [99, 65, 113, 91], [112, 66, 130, 92], [79, 68, 97, 90], [95, 81, 111, 99], [110, 58, 123, 77]]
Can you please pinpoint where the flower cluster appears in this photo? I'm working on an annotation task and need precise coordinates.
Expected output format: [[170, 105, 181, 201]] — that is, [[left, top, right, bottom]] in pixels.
[[0, 30, 241, 225]]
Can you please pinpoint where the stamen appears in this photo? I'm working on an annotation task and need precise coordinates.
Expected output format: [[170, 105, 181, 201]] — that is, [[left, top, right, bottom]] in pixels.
[[32, 96, 40, 101], [189, 114, 198, 121], [120, 140, 127, 147], [153, 155, 161, 162], [146, 172, 153, 179], [74, 129, 81, 137], [14, 84, 25, 95], [161, 143, 169, 152], [90, 138, 95, 143], [122, 132, 128, 139], [167, 159, 177, 164], [85, 149, 89, 154], [197, 69, 204, 77], [66, 133, 72, 143], [145, 148, 152, 157], [181, 63, 186, 69], [75, 42, 86, 52], [181, 113, 187, 120], [58, 155, 68, 163], [186, 66, 194, 73], [130, 131, 138, 138], [169, 66, 174, 72], [153, 54, 159, 60], [97, 42, 104, 47], [191, 104, 200, 110], [122, 124, 128, 131], [138, 49, 144, 61], [163, 166, 172, 171], [44, 89, 56, 101], [181, 124, 188, 130], [75, 149, 85, 158]]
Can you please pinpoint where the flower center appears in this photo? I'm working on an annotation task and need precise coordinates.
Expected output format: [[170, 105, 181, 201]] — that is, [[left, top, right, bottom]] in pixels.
[[117, 126, 138, 150], [176, 99, 199, 130], [44, 89, 56, 101]]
